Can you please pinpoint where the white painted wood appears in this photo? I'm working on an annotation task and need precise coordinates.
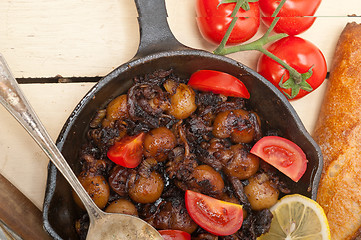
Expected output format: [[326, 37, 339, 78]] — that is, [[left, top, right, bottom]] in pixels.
[[0, 83, 95, 209], [0, 0, 358, 210], [0, 0, 360, 78]]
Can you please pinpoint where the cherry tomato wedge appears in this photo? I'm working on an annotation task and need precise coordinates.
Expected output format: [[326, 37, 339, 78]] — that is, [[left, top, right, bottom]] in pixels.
[[185, 190, 243, 236], [250, 136, 308, 182], [107, 132, 145, 168], [188, 70, 250, 99], [158, 230, 191, 240]]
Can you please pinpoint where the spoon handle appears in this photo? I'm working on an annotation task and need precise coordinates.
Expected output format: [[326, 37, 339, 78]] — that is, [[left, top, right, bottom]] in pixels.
[[0, 54, 102, 220]]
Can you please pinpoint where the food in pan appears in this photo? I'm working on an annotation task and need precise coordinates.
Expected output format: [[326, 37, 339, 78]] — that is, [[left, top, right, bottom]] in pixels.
[[313, 22, 361, 240], [73, 69, 308, 239]]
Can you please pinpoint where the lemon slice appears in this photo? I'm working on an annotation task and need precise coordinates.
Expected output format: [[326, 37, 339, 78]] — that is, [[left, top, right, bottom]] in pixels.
[[258, 194, 331, 240]]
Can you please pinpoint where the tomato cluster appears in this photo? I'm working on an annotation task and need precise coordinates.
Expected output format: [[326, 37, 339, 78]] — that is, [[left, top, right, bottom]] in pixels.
[[195, 0, 326, 100]]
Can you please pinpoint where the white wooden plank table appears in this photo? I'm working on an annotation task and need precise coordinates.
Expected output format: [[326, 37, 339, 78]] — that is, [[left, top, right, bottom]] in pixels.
[[0, 0, 360, 211]]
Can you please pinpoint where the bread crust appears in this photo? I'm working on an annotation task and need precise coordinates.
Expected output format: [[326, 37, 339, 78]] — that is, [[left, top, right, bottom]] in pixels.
[[313, 22, 361, 240]]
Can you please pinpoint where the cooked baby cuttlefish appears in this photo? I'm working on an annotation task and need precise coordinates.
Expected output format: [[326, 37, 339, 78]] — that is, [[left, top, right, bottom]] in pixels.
[[75, 69, 292, 240]]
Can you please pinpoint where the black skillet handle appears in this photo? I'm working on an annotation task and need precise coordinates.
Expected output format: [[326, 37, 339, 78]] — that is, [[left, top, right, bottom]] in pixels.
[[133, 0, 190, 58]]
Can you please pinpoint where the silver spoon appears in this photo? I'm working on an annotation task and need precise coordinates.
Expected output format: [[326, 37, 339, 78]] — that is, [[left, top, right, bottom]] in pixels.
[[0, 54, 163, 240]]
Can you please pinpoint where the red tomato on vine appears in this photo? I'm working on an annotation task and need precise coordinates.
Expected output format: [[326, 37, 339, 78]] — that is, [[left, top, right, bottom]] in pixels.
[[259, 0, 322, 35], [196, 0, 260, 45], [257, 36, 327, 100]]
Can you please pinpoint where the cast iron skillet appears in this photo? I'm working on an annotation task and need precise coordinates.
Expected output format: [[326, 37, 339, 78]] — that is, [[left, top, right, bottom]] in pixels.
[[43, 0, 323, 239]]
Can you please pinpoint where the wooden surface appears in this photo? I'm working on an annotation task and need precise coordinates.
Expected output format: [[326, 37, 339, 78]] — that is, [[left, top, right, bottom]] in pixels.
[[0, 0, 360, 211]]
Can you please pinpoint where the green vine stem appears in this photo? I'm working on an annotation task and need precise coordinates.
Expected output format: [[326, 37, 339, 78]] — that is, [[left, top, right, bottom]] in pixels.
[[214, 0, 245, 52], [213, 0, 304, 86]]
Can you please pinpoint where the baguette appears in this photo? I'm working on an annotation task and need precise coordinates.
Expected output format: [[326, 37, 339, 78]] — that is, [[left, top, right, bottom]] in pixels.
[[313, 22, 361, 240]]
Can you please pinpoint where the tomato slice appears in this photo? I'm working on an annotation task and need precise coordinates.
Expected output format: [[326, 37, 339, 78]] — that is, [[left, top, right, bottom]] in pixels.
[[188, 70, 250, 99], [185, 190, 243, 236], [158, 230, 191, 240], [250, 136, 308, 182], [107, 132, 145, 168]]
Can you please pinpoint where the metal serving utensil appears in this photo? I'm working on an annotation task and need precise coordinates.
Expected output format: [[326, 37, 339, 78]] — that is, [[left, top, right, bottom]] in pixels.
[[0, 54, 163, 240]]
